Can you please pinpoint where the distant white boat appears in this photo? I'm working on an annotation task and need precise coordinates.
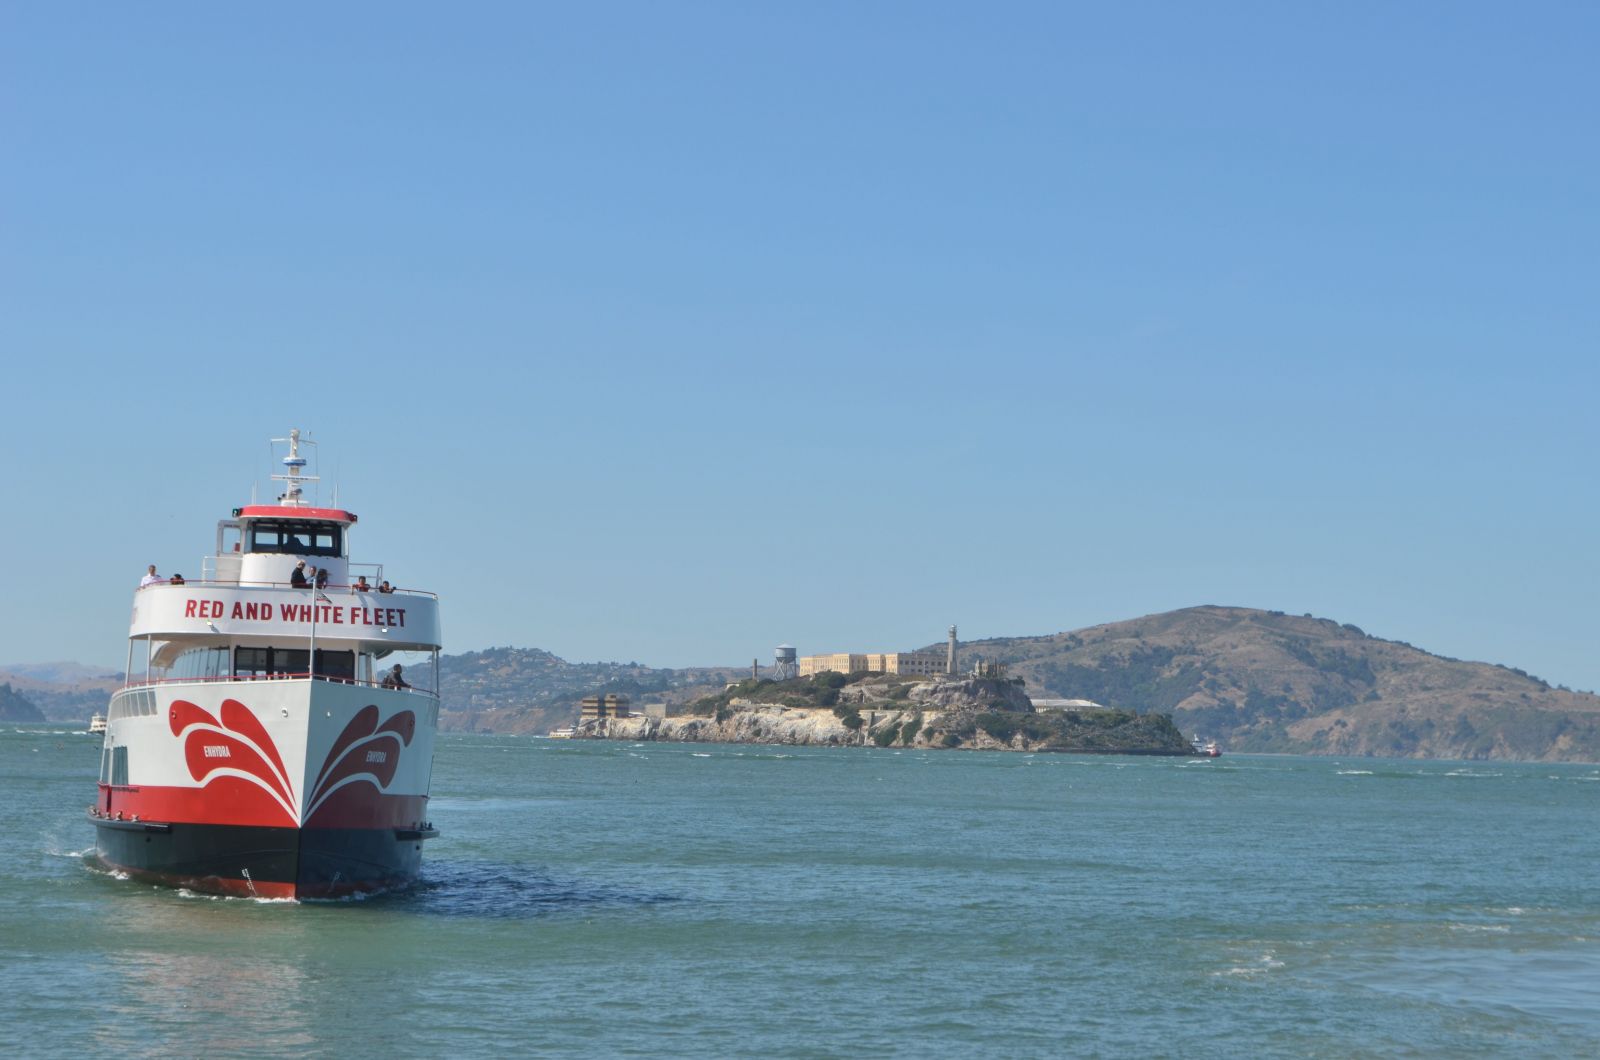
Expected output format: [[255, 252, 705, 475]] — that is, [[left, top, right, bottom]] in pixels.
[[547, 726, 576, 739], [88, 714, 107, 735]]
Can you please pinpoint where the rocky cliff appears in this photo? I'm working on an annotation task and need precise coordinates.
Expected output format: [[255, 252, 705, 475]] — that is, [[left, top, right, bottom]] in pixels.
[[577, 674, 1193, 755]]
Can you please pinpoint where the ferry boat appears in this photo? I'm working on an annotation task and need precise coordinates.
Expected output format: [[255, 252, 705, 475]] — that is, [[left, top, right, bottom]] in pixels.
[[1191, 735, 1221, 758], [89, 429, 442, 899], [88, 713, 107, 735]]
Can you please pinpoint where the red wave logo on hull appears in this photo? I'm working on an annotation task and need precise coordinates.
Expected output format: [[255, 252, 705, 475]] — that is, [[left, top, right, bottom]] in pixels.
[[170, 699, 299, 826], [306, 704, 416, 825]]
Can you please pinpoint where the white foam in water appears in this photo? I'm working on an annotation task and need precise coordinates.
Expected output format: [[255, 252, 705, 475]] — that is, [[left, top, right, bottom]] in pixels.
[[1217, 952, 1285, 978], [47, 842, 96, 860], [1337, 770, 1374, 775], [691, 752, 712, 758]]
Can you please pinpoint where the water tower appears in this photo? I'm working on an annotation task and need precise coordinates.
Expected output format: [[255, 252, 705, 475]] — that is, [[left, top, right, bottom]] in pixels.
[[773, 644, 799, 681]]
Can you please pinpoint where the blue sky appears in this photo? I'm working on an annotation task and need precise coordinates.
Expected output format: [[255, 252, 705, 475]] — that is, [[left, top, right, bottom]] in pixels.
[[3, 3, 1597, 689]]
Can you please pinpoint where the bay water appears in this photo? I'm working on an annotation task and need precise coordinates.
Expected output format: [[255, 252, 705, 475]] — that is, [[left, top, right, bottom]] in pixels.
[[4, 727, 1597, 1056]]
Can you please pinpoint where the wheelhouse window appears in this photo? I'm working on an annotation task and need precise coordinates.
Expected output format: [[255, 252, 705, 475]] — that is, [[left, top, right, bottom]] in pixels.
[[235, 647, 307, 678], [314, 650, 355, 682], [234, 647, 354, 681], [246, 521, 343, 558]]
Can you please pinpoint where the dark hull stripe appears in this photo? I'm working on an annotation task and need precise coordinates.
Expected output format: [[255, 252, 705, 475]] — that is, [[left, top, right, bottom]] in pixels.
[[92, 818, 427, 899]]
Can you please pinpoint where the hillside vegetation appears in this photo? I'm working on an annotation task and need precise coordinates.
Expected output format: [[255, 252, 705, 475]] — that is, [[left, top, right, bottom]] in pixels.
[[613, 671, 1192, 754], [948, 606, 1600, 761], [0, 683, 45, 723], [435, 646, 742, 734], [0, 669, 117, 722]]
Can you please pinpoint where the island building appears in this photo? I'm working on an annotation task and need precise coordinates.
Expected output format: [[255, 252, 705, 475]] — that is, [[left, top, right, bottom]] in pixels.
[[772, 644, 799, 681], [579, 693, 631, 721], [799, 651, 947, 677], [1030, 698, 1106, 712], [968, 658, 1007, 679]]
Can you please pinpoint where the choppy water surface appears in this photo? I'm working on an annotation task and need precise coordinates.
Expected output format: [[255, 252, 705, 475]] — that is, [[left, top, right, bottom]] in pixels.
[[4, 728, 1597, 1057]]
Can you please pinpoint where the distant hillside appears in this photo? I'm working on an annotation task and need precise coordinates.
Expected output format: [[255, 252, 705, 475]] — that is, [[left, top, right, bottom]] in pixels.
[[0, 683, 46, 722], [0, 668, 120, 722], [11, 606, 1597, 759], [946, 606, 1600, 762], [436, 646, 743, 734], [0, 661, 119, 685]]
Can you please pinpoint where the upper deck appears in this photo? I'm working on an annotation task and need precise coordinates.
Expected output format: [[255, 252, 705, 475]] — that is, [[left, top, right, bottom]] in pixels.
[[130, 580, 441, 651], [129, 429, 441, 653]]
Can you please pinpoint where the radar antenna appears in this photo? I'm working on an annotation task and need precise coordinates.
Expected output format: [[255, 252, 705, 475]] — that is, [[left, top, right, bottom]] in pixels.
[[270, 428, 320, 507]]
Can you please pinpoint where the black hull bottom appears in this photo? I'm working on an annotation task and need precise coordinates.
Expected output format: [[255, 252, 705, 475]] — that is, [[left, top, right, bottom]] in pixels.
[[92, 818, 427, 899]]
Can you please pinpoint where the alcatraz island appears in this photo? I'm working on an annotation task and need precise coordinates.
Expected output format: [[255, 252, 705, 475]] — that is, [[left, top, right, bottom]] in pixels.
[[570, 627, 1195, 756]]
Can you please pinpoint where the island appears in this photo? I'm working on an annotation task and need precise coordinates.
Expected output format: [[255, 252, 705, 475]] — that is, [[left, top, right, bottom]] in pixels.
[[573, 671, 1195, 755]]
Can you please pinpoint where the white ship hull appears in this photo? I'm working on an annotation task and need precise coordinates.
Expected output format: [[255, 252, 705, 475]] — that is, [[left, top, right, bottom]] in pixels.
[[92, 430, 446, 899], [93, 678, 438, 898]]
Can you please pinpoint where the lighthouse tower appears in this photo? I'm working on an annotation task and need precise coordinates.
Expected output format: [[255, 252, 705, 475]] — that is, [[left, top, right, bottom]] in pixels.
[[946, 625, 958, 675]]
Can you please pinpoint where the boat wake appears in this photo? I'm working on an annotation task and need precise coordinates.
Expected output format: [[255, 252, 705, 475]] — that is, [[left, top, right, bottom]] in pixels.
[[82, 859, 131, 882], [174, 887, 299, 904], [387, 859, 680, 919]]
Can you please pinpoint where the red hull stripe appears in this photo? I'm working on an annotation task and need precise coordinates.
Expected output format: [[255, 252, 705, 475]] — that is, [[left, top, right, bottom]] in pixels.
[[304, 780, 426, 829], [100, 783, 427, 829], [99, 864, 395, 901]]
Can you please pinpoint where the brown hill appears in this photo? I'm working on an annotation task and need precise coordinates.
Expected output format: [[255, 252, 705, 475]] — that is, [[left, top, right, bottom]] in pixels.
[[0, 668, 119, 722], [950, 606, 1600, 761]]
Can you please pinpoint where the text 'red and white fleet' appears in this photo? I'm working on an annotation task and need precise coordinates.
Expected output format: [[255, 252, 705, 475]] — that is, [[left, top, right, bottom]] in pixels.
[[90, 429, 441, 899]]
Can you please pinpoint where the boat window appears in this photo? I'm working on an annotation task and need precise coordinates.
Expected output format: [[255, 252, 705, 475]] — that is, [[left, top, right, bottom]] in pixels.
[[233, 646, 354, 680], [247, 521, 343, 557], [235, 646, 269, 677], [235, 646, 311, 678], [314, 650, 355, 682], [168, 647, 230, 681]]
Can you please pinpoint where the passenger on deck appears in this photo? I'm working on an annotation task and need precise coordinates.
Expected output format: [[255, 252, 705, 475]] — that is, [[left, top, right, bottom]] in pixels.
[[377, 580, 395, 594], [140, 565, 161, 587], [353, 575, 371, 592], [315, 566, 329, 589], [381, 664, 410, 690], [168, 573, 186, 585], [290, 561, 309, 588]]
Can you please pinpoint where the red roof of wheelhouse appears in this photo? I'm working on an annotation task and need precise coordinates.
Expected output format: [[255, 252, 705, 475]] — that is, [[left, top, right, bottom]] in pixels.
[[235, 505, 358, 523]]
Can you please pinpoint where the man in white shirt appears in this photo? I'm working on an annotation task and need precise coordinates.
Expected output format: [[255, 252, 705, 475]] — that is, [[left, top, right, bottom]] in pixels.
[[139, 565, 161, 587]]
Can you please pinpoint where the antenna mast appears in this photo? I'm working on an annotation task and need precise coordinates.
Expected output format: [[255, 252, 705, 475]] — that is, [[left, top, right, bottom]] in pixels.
[[270, 428, 320, 507]]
